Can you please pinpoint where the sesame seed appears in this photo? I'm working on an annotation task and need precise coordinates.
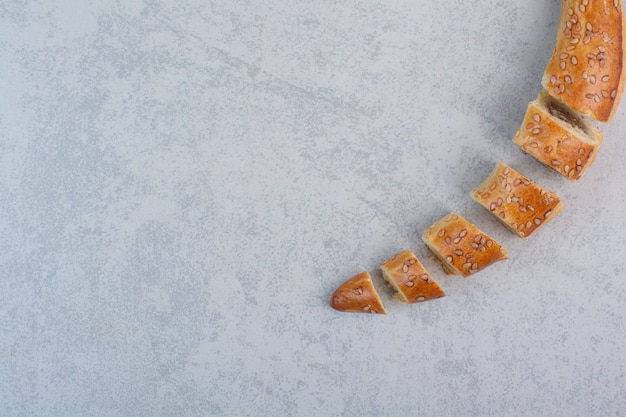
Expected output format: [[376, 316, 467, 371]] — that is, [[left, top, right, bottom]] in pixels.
[[611, 89, 617, 99], [471, 263, 478, 270], [545, 146, 553, 153], [565, 75, 573, 84], [486, 240, 493, 248], [544, 210, 552, 218], [445, 256, 453, 263], [560, 61, 566, 70], [532, 128, 541, 135], [571, 56, 578, 65], [529, 142, 538, 148], [526, 221, 532, 228], [453, 250, 463, 256], [551, 75, 557, 85], [586, 93, 596, 100], [564, 165, 570, 173], [568, 8, 574, 15], [552, 160, 561, 166], [560, 53, 569, 60], [459, 229, 468, 238], [471, 242, 479, 249], [407, 275, 417, 281], [579, 148, 585, 154], [497, 198, 503, 206], [602, 75, 610, 82], [589, 75, 596, 84], [453, 237, 461, 244], [586, 22, 592, 31], [420, 274, 430, 281], [579, 4, 586, 12], [576, 158, 582, 166], [534, 218, 542, 225], [462, 262, 472, 269], [405, 281, 414, 287], [437, 229, 445, 237], [402, 264, 409, 273], [416, 296, 426, 302], [445, 237, 451, 244], [528, 205, 535, 212]]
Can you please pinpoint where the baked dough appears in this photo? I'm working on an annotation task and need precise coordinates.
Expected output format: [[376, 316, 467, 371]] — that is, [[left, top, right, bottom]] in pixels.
[[542, 0, 625, 122], [513, 90, 602, 181], [422, 212, 508, 277], [330, 271, 386, 314], [470, 162, 564, 239], [380, 250, 445, 303]]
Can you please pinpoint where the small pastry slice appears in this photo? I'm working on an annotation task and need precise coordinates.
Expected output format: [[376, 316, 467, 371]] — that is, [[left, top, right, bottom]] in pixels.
[[542, 0, 625, 122], [513, 90, 602, 181], [422, 212, 508, 277], [330, 271, 386, 314], [380, 250, 445, 304], [470, 162, 564, 239]]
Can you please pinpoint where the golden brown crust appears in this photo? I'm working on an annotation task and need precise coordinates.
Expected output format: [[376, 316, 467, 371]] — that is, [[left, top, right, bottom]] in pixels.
[[542, 0, 625, 122], [470, 162, 564, 239], [513, 90, 602, 181], [421, 213, 508, 278], [330, 271, 386, 314], [380, 250, 445, 304]]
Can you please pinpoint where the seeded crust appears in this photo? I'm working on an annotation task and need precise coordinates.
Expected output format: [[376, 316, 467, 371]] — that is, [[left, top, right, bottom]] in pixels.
[[379, 250, 445, 304], [330, 271, 386, 314], [421, 213, 508, 278], [470, 162, 564, 239], [542, 0, 625, 122], [513, 90, 602, 181]]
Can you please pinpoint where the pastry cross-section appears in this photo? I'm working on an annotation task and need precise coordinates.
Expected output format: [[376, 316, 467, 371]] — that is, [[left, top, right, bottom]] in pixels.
[[330, 271, 386, 314], [513, 90, 602, 181], [470, 162, 563, 239], [380, 250, 445, 304], [422, 213, 508, 277]]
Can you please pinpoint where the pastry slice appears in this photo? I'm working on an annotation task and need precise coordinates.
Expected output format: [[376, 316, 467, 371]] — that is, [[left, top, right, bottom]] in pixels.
[[542, 0, 625, 122], [513, 90, 602, 181], [380, 250, 445, 304], [422, 212, 508, 277], [470, 162, 563, 239], [330, 271, 386, 314]]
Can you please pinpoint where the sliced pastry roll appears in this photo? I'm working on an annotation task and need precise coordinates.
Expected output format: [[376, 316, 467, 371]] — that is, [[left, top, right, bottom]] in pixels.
[[330, 271, 386, 314], [422, 212, 508, 277], [380, 250, 445, 304], [542, 0, 625, 122], [470, 162, 563, 239], [513, 90, 602, 181]]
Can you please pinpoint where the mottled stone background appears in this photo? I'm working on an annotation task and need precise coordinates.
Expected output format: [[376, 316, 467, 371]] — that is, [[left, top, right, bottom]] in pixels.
[[2, 0, 626, 416]]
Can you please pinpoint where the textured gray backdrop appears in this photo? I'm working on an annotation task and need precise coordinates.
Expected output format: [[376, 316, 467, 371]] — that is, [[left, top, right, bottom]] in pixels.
[[2, 0, 626, 416]]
